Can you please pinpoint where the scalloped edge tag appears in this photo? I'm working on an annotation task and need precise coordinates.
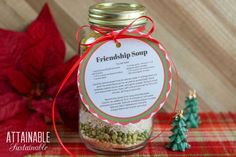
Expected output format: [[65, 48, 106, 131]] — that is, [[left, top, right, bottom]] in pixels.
[[77, 38, 172, 125]]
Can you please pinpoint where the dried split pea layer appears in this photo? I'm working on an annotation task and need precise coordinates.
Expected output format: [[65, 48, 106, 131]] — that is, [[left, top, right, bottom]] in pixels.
[[80, 123, 149, 145]]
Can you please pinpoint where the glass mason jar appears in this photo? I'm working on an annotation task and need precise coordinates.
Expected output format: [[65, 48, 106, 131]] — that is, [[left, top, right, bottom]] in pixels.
[[79, 3, 153, 154]]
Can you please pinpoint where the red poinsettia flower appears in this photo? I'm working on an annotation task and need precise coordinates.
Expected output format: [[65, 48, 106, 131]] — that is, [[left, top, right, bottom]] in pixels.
[[0, 4, 79, 156]]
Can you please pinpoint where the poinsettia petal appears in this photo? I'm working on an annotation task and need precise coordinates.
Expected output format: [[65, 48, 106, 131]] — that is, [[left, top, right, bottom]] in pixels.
[[45, 55, 79, 87], [0, 93, 28, 122], [46, 56, 79, 122], [20, 4, 65, 81], [0, 81, 14, 94], [49, 80, 79, 129], [0, 29, 28, 74], [5, 68, 32, 94], [20, 40, 47, 82], [39, 37, 66, 83], [26, 4, 62, 44], [31, 99, 61, 121], [54, 72, 79, 117], [57, 96, 79, 120], [50, 83, 79, 126]]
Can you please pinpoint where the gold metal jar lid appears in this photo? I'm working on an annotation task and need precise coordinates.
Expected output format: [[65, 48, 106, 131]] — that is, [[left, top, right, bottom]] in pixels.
[[89, 3, 146, 27]]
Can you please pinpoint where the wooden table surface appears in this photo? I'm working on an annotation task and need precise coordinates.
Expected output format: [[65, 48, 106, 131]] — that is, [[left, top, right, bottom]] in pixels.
[[0, 0, 236, 112]]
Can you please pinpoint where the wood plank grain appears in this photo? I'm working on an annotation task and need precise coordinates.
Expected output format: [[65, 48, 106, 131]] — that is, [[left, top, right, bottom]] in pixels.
[[139, 0, 236, 112], [0, 0, 235, 112]]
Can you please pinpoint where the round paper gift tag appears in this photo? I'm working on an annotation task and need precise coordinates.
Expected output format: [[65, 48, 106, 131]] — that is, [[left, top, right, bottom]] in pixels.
[[78, 38, 172, 125]]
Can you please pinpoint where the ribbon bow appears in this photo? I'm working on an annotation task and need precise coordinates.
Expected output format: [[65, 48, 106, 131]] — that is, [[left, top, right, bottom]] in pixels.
[[76, 16, 156, 47]]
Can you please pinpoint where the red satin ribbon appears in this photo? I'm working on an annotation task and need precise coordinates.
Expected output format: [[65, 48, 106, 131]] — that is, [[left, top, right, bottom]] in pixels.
[[76, 16, 156, 47], [52, 16, 179, 156]]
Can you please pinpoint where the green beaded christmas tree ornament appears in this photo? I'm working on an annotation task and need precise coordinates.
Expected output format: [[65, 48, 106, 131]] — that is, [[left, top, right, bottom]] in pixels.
[[166, 110, 191, 152], [184, 90, 200, 128]]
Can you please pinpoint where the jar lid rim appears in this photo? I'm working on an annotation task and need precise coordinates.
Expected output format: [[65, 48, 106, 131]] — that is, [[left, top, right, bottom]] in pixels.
[[88, 2, 146, 27]]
